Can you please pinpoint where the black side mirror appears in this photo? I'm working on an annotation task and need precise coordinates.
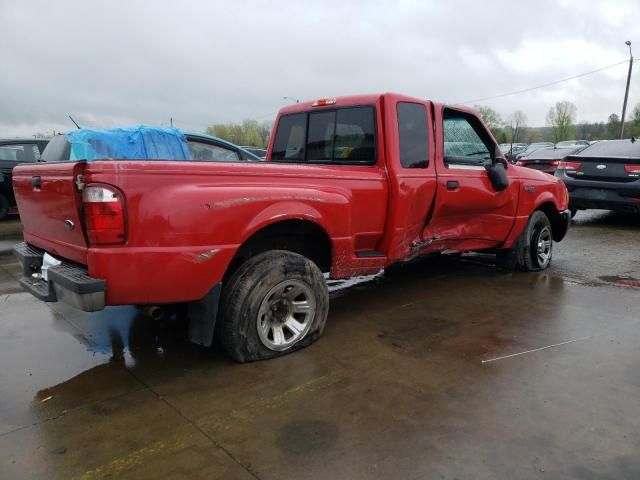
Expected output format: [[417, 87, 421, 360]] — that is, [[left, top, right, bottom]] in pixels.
[[485, 163, 509, 191]]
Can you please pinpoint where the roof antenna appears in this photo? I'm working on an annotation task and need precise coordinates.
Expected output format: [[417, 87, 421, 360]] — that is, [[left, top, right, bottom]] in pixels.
[[68, 115, 81, 129]]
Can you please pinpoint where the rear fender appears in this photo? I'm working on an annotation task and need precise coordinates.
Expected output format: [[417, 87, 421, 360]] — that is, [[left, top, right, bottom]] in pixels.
[[240, 194, 351, 243]]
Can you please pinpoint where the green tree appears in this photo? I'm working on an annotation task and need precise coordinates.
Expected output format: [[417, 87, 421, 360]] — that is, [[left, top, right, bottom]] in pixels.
[[505, 110, 527, 143], [206, 119, 273, 148], [474, 105, 504, 140], [546, 101, 577, 142], [606, 113, 620, 139]]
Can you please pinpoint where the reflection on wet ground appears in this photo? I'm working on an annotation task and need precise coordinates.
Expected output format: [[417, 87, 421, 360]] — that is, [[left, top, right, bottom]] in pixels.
[[0, 209, 639, 479]]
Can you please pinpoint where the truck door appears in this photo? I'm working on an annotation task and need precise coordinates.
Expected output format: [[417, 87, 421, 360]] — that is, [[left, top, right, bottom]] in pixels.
[[423, 106, 517, 250], [378, 97, 438, 260]]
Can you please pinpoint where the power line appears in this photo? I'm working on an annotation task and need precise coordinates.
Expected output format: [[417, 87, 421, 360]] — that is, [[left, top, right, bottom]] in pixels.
[[455, 59, 631, 105]]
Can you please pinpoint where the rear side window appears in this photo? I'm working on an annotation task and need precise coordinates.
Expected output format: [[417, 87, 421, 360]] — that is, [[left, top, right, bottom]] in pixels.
[[41, 135, 71, 162], [397, 103, 429, 168], [188, 141, 240, 162], [0, 143, 41, 162], [271, 106, 376, 165]]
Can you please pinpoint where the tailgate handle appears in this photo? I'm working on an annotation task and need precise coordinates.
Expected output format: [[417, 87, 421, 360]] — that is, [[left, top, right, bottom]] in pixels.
[[31, 176, 41, 188]]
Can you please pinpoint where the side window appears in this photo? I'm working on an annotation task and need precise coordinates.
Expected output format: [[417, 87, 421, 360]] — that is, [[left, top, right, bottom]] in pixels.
[[188, 141, 240, 162], [397, 103, 429, 168], [443, 112, 492, 167], [271, 113, 307, 161], [0, 144, 41, 162], [271, 107, 377, 165]]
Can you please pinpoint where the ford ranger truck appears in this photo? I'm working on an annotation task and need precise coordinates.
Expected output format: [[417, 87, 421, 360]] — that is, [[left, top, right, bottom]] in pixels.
[[12, 94, 571, 362]]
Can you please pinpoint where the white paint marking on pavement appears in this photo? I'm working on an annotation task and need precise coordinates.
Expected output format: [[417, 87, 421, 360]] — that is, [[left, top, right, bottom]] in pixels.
[[481, 336, 590, 364]]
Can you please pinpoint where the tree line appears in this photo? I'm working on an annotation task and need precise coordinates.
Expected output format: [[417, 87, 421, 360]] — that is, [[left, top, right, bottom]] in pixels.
[[474, 102, 640, 144], [205, 119, 272, 148]]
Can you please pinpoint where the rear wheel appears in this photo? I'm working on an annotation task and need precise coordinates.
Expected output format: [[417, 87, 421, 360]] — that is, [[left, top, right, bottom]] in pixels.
[[497, 210, 553, 272], [570, 207, 578, 218], [0, 194, 9, 220], [218, 250, 329, 362]]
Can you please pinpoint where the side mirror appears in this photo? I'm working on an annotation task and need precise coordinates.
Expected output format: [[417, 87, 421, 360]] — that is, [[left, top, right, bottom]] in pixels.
[[485, 163, 509, 191]]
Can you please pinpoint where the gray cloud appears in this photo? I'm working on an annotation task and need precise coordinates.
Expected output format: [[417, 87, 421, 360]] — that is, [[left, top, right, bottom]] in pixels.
[[1, 0, 638, 137]]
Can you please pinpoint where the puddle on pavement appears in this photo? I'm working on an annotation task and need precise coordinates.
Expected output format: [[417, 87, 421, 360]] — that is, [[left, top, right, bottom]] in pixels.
[[0, 252, 574, 434]]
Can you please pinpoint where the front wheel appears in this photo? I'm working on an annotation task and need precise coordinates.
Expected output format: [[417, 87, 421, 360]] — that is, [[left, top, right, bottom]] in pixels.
[[497, 210, 553, 272], [217, 250, 329, 362]]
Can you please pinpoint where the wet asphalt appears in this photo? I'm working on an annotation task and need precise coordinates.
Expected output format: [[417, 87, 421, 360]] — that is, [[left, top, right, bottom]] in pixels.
[[0, 210, 639, 479]]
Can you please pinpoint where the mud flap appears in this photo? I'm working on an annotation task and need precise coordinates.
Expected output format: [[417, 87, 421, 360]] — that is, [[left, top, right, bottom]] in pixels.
[[187, 283, 221, 347]]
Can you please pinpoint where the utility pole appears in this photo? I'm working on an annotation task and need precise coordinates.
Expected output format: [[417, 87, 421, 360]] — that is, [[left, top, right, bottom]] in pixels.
[[170, 117, 173, 127], [283, 96, 300, 104], [620, 41, 633, 139]]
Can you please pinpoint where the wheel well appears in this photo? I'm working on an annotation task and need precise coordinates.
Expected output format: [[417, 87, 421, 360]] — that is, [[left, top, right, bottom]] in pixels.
[[224, 219, 332, 282], [536, 202, 566, 241]]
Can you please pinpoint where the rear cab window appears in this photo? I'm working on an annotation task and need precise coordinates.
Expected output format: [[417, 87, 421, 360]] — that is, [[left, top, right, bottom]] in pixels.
[[271, 106, 376, 165]]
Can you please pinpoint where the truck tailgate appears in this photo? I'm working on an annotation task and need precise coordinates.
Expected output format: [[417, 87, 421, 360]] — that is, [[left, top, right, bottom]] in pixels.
[[12, 161, 88, 264]]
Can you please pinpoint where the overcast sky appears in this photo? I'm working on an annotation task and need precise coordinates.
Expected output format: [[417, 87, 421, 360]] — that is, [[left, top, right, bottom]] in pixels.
[[1, 0, 638, 137]]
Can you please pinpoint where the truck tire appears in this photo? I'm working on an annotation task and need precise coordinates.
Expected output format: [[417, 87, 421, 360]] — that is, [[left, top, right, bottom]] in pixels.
[[0, 194, 9, 220], [497, 210, 553, 272], [218, 250, 329, 362]]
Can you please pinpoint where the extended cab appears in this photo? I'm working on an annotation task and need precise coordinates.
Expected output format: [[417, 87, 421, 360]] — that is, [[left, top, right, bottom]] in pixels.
[[12, 94, 571, 362]]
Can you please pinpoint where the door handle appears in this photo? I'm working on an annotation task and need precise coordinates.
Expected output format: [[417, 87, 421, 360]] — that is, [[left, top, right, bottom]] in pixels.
[[31, 176, 41, 188], [446, 180, 459, 190]]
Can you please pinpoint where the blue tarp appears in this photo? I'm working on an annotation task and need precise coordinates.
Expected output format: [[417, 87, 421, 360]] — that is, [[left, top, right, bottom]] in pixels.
[[65, 125, 192, 162]]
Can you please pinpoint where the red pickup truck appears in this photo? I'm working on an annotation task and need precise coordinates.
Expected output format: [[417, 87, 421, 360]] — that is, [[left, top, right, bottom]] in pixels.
[[12, 93, 571, 362]]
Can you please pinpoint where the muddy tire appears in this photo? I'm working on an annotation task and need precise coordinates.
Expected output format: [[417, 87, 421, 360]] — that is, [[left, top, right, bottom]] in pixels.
[[497, 210, 553, 272], [218, 250, 329, 362], [0, 194, 9, 220]]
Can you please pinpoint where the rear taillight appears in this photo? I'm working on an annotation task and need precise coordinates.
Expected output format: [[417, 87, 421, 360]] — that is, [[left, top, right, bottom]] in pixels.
[[557, 161, 582, 171], [82, 184, 126, 245], [624, 165, 640, 174], [516, 161, 526, 166], [550, 160, 560, 166]]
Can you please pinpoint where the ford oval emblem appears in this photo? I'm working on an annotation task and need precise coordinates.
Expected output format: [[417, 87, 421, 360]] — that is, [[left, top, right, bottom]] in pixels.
[[596, 164, 607, 170], [64, 219, 75, 231]]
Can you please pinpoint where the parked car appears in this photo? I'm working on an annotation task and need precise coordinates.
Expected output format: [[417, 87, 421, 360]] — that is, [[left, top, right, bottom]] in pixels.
[[0, 139, 48, 219], [556, 140, 590, 148], [516, 146, 586, 175], [12, 94, 570, 362], [240, 146, 267, 159], [515, 142, 555, 160], [555, 139, 640, 216], [187, 135, 262, 161], [500, 143, 527, 161]]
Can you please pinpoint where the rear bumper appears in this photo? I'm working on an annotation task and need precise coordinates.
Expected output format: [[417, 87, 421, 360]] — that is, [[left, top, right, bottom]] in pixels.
[[568, 187, 640, 213], [13, 242, 106, 312]]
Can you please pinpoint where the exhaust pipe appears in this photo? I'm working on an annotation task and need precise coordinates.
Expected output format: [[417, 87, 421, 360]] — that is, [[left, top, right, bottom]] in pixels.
[[142, 306, 165, 321]]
